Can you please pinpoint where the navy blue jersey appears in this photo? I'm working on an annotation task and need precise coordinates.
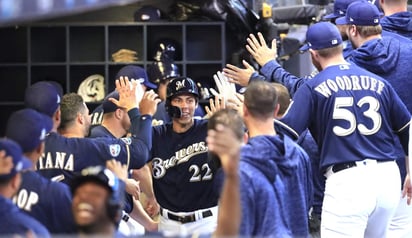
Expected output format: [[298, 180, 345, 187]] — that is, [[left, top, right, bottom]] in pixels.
[[90, 124, 117, 138], [89, 124, 135, 214], [90, 104, 104, 126], [13, 171, 76, 234], [281, 64, 411, 171], [150, 119, 219, 212], [0, 196, 50, 237], [37, 109, 152, 184]]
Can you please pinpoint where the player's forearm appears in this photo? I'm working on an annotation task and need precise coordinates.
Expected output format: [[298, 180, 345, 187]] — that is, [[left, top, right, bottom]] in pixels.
[[214, 173, 241, 237], [132, 165, 155, 197], [129, 111, 153, 161], [129, 198, 158, 232]]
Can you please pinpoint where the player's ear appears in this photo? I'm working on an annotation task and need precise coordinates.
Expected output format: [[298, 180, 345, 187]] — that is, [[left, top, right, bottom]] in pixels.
[[114, 108, 123, 119], [273, 103, 280, 118], [10, 173, 22, 190], [348, 25, 357, 37], [36, 141, 45, 156], [243, 104, 249, 118]]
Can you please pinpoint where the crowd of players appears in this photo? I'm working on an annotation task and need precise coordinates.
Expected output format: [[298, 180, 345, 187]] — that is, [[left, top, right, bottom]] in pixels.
[[1, 0, 412, 237]]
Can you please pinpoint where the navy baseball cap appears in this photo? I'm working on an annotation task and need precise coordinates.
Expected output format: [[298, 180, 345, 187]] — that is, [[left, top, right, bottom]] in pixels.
[[102, 91, 120, 113], [299, 22, 343, 52], [115, 65, 157, 89], [323, 0, 358, 20], [0, 138, 32, 180], [336, 1, 381, 26], [6, 109, 52, 153], [25, 81, 61, 117]]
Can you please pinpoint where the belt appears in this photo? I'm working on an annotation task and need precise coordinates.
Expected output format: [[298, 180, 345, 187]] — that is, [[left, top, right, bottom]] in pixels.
[[160, 208, 213, 224], [332, 160, 394, 173]]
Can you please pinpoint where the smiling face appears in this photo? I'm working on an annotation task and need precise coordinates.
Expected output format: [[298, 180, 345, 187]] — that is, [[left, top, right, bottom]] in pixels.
[[170, 93, 198, 132], [72, 181, 112, 233]]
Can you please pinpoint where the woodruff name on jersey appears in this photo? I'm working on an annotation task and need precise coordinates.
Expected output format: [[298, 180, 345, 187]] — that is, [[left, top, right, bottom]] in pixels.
[[315, 74, 385, 98], [152, 142, 208, 179]]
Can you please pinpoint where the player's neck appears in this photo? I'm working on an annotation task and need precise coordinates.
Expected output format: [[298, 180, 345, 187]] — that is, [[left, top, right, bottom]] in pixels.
[[172, 119, 194, 133], [321, 55, 348, 70], [59, 127, 85, 138], [246, 119, 276, 138], [101, 121, 126, 138], [383, 5, 407, 16]]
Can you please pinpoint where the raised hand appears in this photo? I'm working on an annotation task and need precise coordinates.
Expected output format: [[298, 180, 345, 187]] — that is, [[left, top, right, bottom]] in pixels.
[[205, 95, 226, 118], [223, 60, 256, 87], [110, 76, 138, 111], [246, 32, 277, 67], [139, 90, 161, 116]]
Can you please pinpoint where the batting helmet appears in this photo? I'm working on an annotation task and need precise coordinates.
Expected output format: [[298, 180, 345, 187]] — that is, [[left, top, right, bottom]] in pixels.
[[166, 77, 199, 100], [147, 61, 180, 85], [152, 38, 181, 61], [70, 166, 125, 226], [166, 77, 199, 118]]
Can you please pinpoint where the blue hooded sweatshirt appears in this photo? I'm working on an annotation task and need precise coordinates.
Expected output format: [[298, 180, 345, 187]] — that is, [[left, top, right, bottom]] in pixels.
[[351, 36, 412, 115], [239, 134, 312, 237], [380, 12, 412, 40], [351, 35, 412, 184]]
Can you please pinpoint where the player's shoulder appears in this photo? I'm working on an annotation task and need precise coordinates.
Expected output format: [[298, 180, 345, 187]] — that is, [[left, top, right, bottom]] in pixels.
[[152, 122, 172, 135], [22, 171, 71, 194], [89, 125, 114, 138]]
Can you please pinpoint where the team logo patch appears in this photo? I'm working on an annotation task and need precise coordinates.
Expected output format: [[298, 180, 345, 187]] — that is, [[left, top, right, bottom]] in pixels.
[[120, 137, 132, 145], [109, 144, 121, 157]]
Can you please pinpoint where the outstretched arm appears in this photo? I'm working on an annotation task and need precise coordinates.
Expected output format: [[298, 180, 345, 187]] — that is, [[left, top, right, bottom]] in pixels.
[[208, 124, 242, 237]]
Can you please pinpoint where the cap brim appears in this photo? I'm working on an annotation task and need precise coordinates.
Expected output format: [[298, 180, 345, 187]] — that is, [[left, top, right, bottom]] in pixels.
[[299, 43, 310, 52], [335, 16, 349, 25], [21, 156, 33, 170], [322, 13, 338, 20], [38, 113, 53, 133], [144, 81, 158, 89]]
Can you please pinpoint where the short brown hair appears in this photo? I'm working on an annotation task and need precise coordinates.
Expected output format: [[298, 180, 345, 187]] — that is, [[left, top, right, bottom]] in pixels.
[[59, 93, 86, 131], [354, 25, 382, 38], [271, 83, 291, 116], [244, 81, 278, 120]]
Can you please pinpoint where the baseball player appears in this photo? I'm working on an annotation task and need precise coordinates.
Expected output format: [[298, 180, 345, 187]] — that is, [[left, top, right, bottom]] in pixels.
[[335, 2, 412, 236], [150, 77, 219, 237], [6, 108, 76, 234], [70, 165, 126, 236], [0, 138, 50, 237], [281, 22, 411, 237], [89, 90, 159, 234], [212, 82, 312, 237], [24, 79, 157, 185]]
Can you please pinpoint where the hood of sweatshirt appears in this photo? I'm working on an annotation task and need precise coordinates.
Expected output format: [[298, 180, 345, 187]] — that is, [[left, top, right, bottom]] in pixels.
[[380, 12, 412, 40], [352, 36, 400, 75], [241, 135, 304, 183]]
